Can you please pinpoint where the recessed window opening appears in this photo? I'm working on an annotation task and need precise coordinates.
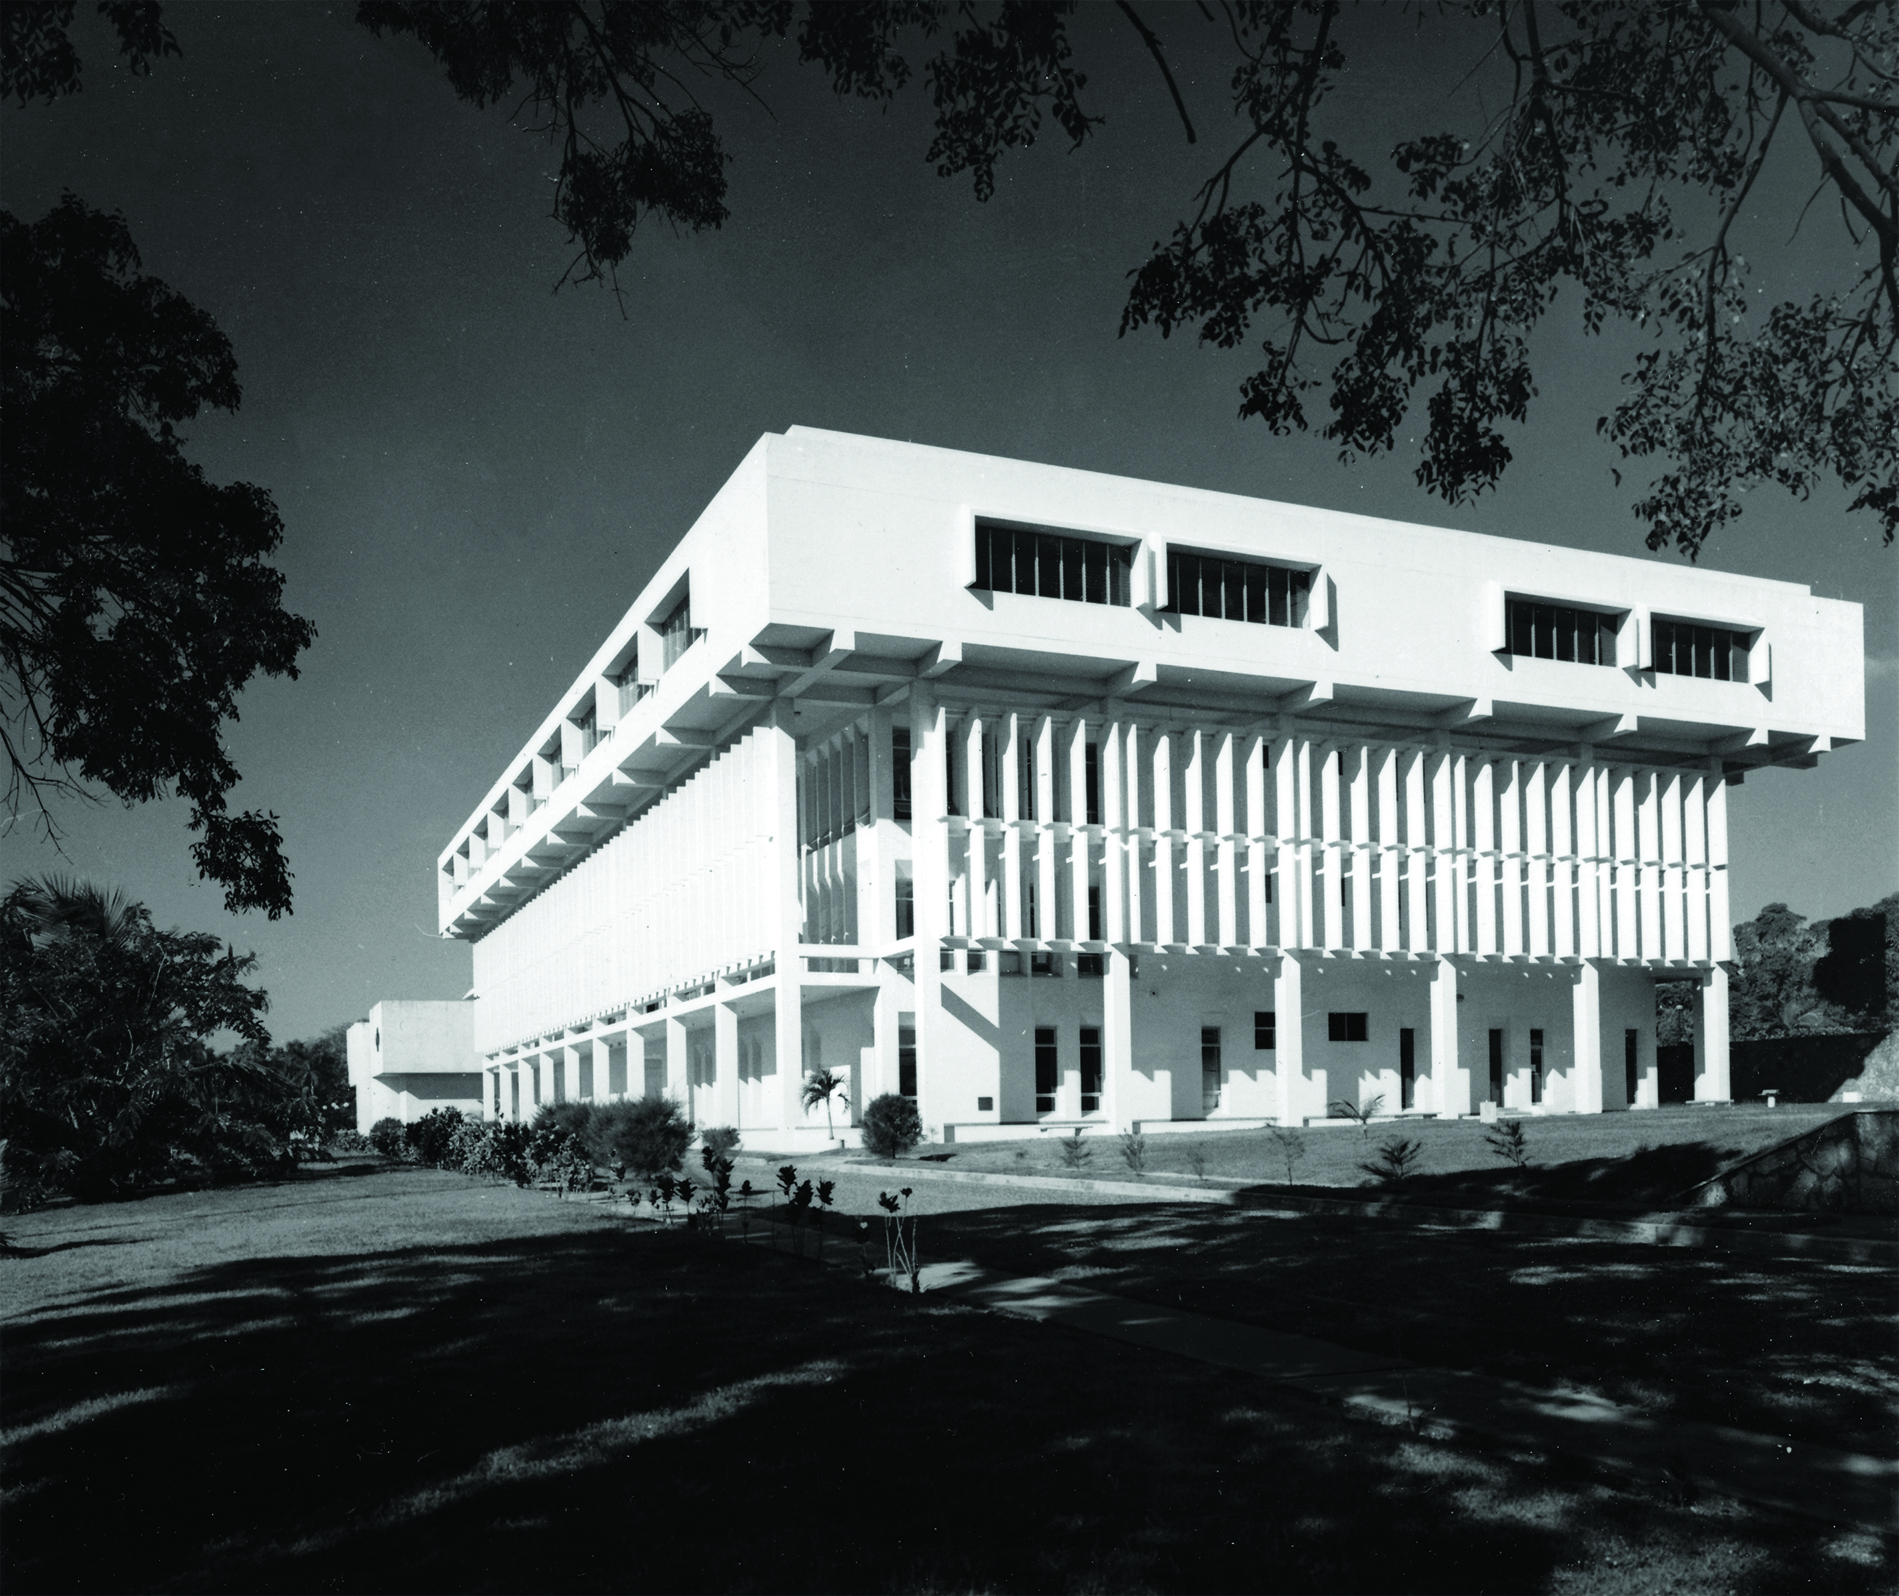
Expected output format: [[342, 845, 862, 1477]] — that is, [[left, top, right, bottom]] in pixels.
[[1530, 1028, 1545, 1105], [1035, 1026, 1058, 1115], [894, 871, 915, 940], [899, 1023, 917, 1099], [659, 591, 697, 670], [571, 700, 598, 759], [974, 521, 1133, 606], [1400, 1027, 1416, 1111], [1165, 549, 1309, 627], [1327, 1012, 1369, 1042], [1000, 950, 1023, 976], [892, 726, 912, 821], [1084, 742, 1101, 824], [1088, 884, 1102, 942], [967, 949, 986, 973], [1077, 952, 1103, 978], [1652, 617, 1749, 681], [1624, 1028, 1640, 1105], [1030, 951, 1054, 977], [1255, 1011, 1275, 1050], [1488, 1029, 1505, 1103], [1080, 1026, 1102, 1113], [1505, 598, 1616, 666]]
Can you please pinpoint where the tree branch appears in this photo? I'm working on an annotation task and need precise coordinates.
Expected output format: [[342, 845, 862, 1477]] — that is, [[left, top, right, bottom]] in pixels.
[[1115, 1, 1196, 144]]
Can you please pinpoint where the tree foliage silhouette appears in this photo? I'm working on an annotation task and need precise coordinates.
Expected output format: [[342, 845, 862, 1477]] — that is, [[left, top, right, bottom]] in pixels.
[[358, 0, 1894, 560], [2, 197, 315, 916]]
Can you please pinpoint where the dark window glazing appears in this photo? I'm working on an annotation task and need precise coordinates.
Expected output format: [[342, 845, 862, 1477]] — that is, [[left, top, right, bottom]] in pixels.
[[1164, 550, 1309, 627], [974, 521, 1132, 606], [1504, 598, 1616, 666]]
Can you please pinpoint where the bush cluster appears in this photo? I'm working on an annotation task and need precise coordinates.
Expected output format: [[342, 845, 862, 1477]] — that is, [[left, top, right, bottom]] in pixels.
[[367, 1098, 702, 1193], [861, 1093, 921, 1159]]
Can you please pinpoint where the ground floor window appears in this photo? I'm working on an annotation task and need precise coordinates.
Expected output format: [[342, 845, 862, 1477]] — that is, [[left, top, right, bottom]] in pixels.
[[1201, 1026, 1222, 1112], [1530, 1028, 1545, 1104], [1488, 1029, 1504, 1103], [967, 949, 986, 972], [1255, 1010, 1275, 1050], [899, 1024, 917, 1099], [1400, 1027, 1416, 1110], [1035, 1026, 1058, 1115], [1080, 1026, 1101, 1113], [1327, 1011, 1368, 1042]]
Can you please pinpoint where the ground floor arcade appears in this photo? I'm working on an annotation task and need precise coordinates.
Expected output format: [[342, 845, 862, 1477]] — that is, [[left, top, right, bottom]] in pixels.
[[482, 947, 1730, 1151]]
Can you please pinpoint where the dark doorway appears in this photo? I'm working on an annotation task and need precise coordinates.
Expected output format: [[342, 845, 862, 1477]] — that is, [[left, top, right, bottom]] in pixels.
[[1657, 1043, 1695, 1104], [1079, 1027, 1102, 1114], [1529, 1028, 1544, 1105], [1399, 1028, 1416, 1110], [899, 1025, 917, 1099], [1035, 1026, 1058, 1114], [1488, 1029, 1504, 1103], [1625, 1028, 1639, 1105]]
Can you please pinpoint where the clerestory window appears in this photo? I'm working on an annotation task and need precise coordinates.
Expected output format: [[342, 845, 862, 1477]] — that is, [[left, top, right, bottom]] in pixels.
[[1652, 616, 1750, 681], [1165, 549, 1310, 627], [1505, 598, 1618, 666], [974, 521, 1133, 606]]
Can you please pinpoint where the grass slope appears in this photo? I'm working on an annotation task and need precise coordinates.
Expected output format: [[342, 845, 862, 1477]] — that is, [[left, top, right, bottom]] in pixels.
[[1, 1166, 1891, 1594]]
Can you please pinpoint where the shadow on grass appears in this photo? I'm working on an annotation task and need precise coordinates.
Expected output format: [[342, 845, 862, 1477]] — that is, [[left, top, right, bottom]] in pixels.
[[1389, 1138, 1753, 1208], [911, 1198, 1899, 1458], [5, 1201, 1877, 1596]]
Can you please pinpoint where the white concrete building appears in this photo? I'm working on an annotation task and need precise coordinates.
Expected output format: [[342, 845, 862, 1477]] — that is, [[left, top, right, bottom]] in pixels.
[[441, 428, 1864, 1150], [345, 1000, 484, 1131]]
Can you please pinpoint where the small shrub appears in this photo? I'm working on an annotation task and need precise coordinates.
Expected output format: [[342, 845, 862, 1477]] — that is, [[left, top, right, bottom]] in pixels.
[[367, 1118, 406, 1159], [1119, 1130, 1148, 1174], [405, 1108, 465, 1167], [592, 1097, 691, 1180], [1328, 1093, 1386, 1142], [862, 1093, 922, 1160], [456, 1119, 531, 1184], [328, 1129, 373, 1154], [1266, 1125, 1307, 1185], [699, 1125, 740, 1165], [1184, 1145, 1209, 1183], [1361, 1136, 1424, 1185], [1485, 1118, 1530, 1169], [530, 1129, 593, 1193], [1057, 1128, 1092, 1172]]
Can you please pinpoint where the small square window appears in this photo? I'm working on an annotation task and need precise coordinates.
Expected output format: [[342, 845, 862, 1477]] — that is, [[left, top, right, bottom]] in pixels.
[[1254, 1010, 1276, 1050], [977, 1096, 994, 1112], [1327, 1012, 1369, 1042], [1077, 952, 1104, 978], [1030, 952, 1055, 977]]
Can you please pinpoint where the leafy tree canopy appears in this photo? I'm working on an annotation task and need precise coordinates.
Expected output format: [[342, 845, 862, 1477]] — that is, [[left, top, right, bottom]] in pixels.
[[1729, 891, 1897, 1039], [353, 0, 1895, 559], [1, 195, 314, 917], [0, 874, 279, 1205]]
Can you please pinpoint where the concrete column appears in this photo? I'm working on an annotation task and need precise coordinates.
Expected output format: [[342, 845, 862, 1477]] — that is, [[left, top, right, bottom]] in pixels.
[[910, 686, 948, 1136], [1104, 719, 1127, 943], [1575, 755, 1601, 958], [1428, 747, 1455, 954], [714, 1000, 740, 1131], [1069, 716, 1091, 943], [1273, 952, 1306, 1125], [1451, 752, 1472, 954], [1695, 963, 1731, 1102], [1499, 758, 1523, 957], [1320, 742, 1342, 951], [1347, 744, 1372, 953], [1184, 727, 1207, 947], [1526, 761, 1549, 958], [1124, 721, 1144, 943], [1637, 769, 1661, 959], [1429, 956, 1463, 1115], [561, 1044, 582, 1104], [1273, 733, 1300, 949], [1103, 948, 1136, 1131], [1550, 762, 1574, 959], [1473, 759, 1498, 956], [665, 1017, 689, 1116], [1152, 729, 1175, 946], [1685, 771, 1709, 963], [1036, 714, 1058, 941], [965, 715, 988, 939], [1376, 745, 1399, 954], [1661, 770, 1685, 962], [1243, 733, 1267, 949], [1296, 735, 1317, 949], [1572, 959, 1604, 1114], [1003, 712, 1024, 939], [1706, 765, 1732, 960], [774, 698, 810, 1133]]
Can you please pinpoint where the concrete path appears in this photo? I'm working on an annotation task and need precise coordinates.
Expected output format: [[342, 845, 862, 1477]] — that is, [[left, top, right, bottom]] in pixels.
[[910, 1258, 1899, 1536]]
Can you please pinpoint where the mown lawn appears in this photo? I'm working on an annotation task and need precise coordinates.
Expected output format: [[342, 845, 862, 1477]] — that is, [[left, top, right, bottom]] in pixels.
[[931, 1103, 1861, 1208], [2, 1165, 1892, 1595]]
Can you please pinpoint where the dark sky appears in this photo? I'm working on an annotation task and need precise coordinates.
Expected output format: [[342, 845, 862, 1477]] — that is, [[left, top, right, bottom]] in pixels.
[[4, 4, 1893, 1045]]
